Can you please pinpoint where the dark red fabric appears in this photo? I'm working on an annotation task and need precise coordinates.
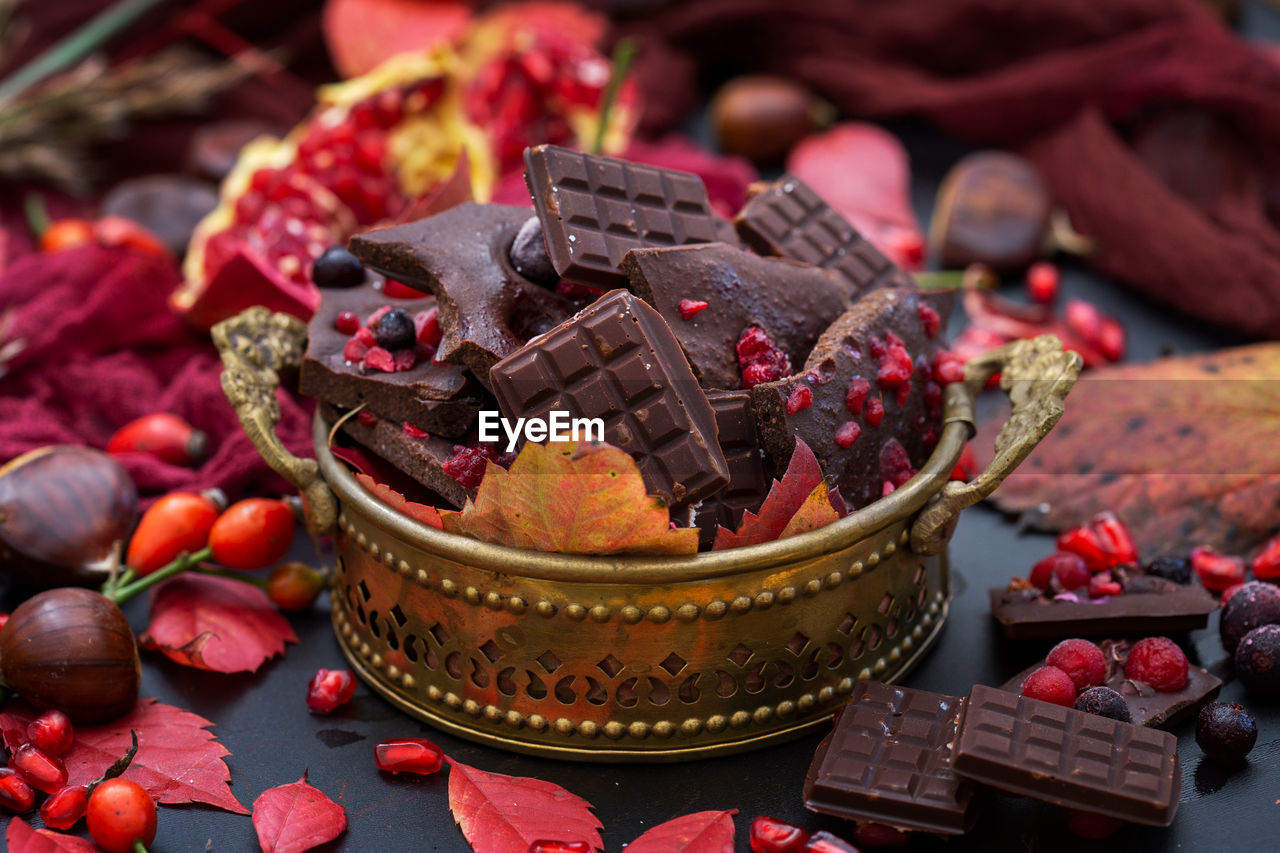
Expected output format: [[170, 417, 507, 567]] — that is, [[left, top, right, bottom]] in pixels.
[[0, 245, 312, 497], [622, 0, 1280, 338]]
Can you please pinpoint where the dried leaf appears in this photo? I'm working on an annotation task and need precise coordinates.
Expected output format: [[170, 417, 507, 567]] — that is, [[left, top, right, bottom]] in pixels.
[[139, 575, 298, 674], [625, 810, 737, 853], [976, 343, 1280, 558], [5, 819, 100, 853], [355, 472, 443, 528], [0, 699, 248, 813], [253, 772, 348, 853], [779, 482, 840, 539], [440, 441, 698, 555], [323, 0, 472, 78], [714, 440, 825, 550], [446, 758, 602, 853]]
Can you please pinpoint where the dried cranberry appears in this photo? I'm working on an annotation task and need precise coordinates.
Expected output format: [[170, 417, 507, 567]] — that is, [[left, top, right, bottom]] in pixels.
[[375, 308, 416, 350], [1073, 687, 1132, 722], [834, 421, 861, 449], [786, 385, 813, 415], [1191, 546, 1246, 592], [415, 307, 442, 349], [875, 332, 913, 388], [1252, 534, 1280, 581], [444, 445, 498, 489], [342, 337, 369, 363], [364, 346, 396, 372], [1020, 666, 1077, 707], [384, 279, 423, 298], [845, 377, 870, 415], [750, 815, 809, 853], [916, 302, 941, 338], [0, 767, 35, 813], [1220, 581, 1280, 654], [1123, 637, 1188, 691], [402, 422, 430, 440], [1047, 639, 1106, 690], [354, 326, 377, 347], [737, 327, 792, 389], [357, 410, 378, 426], [9, 744, 67, 793], [334, 310, 361, 334], [678, 299, 710, 320], [864, 396, 884, 427], [373, 737, 445, 775], [1089, 511, 1137, 566], [1026, 262, 1059, 304], [933, 350, 964, 385], [393, 349, 417, 371], [1196, 701, 1257, 762], [879, 439, 915, 489], [26, 710, 74, 757], [1056, 524, 1109, 571], [312, 246, 366, 288], [307, 668, 357, 714], [40, 784, 88, 830], [1088, 572, 1123, 598]]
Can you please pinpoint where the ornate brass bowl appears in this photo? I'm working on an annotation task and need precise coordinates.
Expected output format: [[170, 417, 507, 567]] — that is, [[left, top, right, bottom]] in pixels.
[[214, 308, 1079, 762]]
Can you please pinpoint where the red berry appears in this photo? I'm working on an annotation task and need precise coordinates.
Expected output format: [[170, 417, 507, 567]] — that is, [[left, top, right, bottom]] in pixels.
[[737, 327, 791, 389], [932, 350, 965, 385], [26, 710, 74, 756], [86, 778, 157, 853], [916, 302, 941, 338], [415, 307, 442, 348], [528, 842, 592, 853], [364, 345, 396, 372], [677, 298, 709, 320], [208, 498, 295, 570], [307, 668, 357, 714], [40, 784, 88, 830], [0, 767, 35, 813], [1026, 262, 1059, 305], [402, 422, 431, 439], [126, 491, 220, 576], [357, 410, 378, 426], [845, 377, 870, 415], [750, 815, 809, 853], [1056, 524, 1110, 571], [384, 279, 423, 298], [1097, 319, 1125, 362], [834, 421, 861, 449], [875, 332, 913, 389], [864, 397, 884, 426], [1064, 299, 1103, 344], [373, 737, 445, 775], [852, 824, 908, 847], [354, 326, 377, 347], [786, 385, 813, 415], [1253, 534, 1280, 581], [1088, 572, 1123, 598], [1020, 666, 1078, 707], [1192, 546, 1246, 592], [1046, 639, 1106, 690], [1124, 636, 1189, 691], [343, 336, 369, 362], [334, 311, 361, 334], [1065, 808, 1123, 840], [9, 743, 68, 793], [107, 413, 206, 467], [1088, 511, 1138, 567], [267, 561, 326, 611], [1029, 552, 1088, 590], [803, 830, 859, 852]]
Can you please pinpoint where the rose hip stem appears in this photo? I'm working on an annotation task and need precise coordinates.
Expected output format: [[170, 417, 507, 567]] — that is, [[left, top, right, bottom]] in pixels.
[[103, 546, 212, 604]]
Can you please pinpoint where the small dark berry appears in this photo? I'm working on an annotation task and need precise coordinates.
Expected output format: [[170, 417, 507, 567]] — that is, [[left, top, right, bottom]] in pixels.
[[375, 308, 416, 350], [1196, 701, 1257, 762], [1144, 556, 1191, 585], [1073, 687, 1132, 723], [1220, 581, 1280, 655], [1235, 624, 1280, 697], [313, 246, 366, 288], [510, 216, 558, 287]]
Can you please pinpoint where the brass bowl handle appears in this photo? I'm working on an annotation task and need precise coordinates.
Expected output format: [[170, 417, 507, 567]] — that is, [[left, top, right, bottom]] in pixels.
[[212, 307, 338, 536], [910, 335, 1082, 555]]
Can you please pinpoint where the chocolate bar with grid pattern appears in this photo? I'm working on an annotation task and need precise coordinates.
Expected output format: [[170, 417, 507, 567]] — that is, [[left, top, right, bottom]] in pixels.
[[953, 684, 1180, 826], [489, 290, 729, 507], [735, 176, 916, 295], [803, 682, 981, 834], [524, 144, 720, 287], [692, 391, 773, 548]]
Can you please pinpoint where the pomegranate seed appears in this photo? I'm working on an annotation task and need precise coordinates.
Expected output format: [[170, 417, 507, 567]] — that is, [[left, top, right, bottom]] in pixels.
[[0, 767, 35, 813], [845, 377, 870, 415], [9, 744, 67, 793], [1098, 319, 1125, 361], [334, 311, 361, 334], [737, 327, 791, 389], [875, 332, 913, 388], [677, 299, 709, 320], [307, 669, 357, 714], [415, 307, 442, 347], [1056, 525, 1110, 571], [852, 823, 908, 847], [342, 337, 369, 363], [402, 422, 430, 439], [1026, 262, 1060, 305], [916, 302, 941, 338], [1191, 546, 1246, 592], [864, 397, 884, 426], [933, 350, 965, 385], [40, 784, 88, 830], [786, 385, 813, 415], [26, 710, 74, 756], [834, 421, 862, 448], [750, 815, 809, 853], [527, 842, 592, 853], [803, 830, 859, 852], [357, 411, 378, 426], [1088, 572, 1123, 597], [1252, 534, 1280, 581], [1088, 511, 1138, 566], [364, 346, 396, 372], [879, 438, 915, 489], [373, 738, 445, 775]]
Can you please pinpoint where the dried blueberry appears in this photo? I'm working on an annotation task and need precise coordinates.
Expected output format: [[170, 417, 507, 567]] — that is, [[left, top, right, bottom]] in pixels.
[[1144, 556, 1191, 585], [1220, 581, 1280, 654], [1235, 624, 1280, 698], [509, 217, 558, 287], [313, 247, 366, 288], [1073, 686, 1132, 723], [374, 309, 415, 351], [1195, 701, 1257, 762]]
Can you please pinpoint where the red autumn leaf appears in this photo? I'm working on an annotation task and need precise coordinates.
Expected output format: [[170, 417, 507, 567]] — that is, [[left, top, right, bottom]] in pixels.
[[355, 472, 443, 528], [139, 575, 298, 673], [253, 772, 348, 853], [779, 482, 841, 539], [446, 757, 603, 853], [6, 819, 100, 853], [714, 439, 828, 550], [625, 810, 738, 853], [786, 123, 922, 268], [323, 0, 473, 78], [0, 698, 247, 813], [440, 441, 698, 555], [975, 343, 1280, 558]]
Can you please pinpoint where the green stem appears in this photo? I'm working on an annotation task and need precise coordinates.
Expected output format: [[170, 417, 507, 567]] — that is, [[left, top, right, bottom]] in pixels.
[[195, 566, 269, 589], [108, 546, 211, 604], [134, 842, 148, 853], [592, 38, 637, 155], [23, 194, 50, 238], [0, 0, 172, 105]]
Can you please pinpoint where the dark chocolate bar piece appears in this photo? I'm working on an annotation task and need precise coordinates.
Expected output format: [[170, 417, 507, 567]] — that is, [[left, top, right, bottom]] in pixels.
[[348, 203, 577, 386], [621, 242, 850, 390], [693, 391, 773, 548], [524, 144, 719, 287], [489, 290, 729, 507], [803, 682, 981, 834], [988, 583, 1217, 640], [953, 684, 1180, 827], [300, 286, 481, 438], [751, 288, 955, 510], [735, 176, 916, 295], [1000, 639, 1221, 728]]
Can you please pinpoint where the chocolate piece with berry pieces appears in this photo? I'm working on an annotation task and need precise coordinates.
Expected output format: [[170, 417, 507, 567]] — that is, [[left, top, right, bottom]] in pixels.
[[750, 288, 958, 510], [692, 390, 774, 548]]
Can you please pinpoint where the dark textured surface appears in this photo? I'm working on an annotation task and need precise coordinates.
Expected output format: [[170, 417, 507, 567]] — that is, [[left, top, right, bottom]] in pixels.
[[489, 289, 728, 506], [988, 584, 1218, 640], [803, 682, 979, 834], [953, 685, 1180, 826], [524, 144, 720, 286], [693, 390, 773, 547]]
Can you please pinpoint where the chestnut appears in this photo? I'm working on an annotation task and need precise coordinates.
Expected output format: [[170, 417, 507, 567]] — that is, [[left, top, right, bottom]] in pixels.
[[930, 151, 1052, 272], [0, 588, 141, 723], [711, 75, 834, 165]]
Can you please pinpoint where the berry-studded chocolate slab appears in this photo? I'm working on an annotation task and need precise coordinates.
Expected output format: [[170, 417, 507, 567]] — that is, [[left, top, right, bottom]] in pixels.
[[524, 144, 720, 287], [988, 578, 1218, 640], [953, 685, 1181, 827], [692, 390, 773, 548], [300, 286, 483, 438], [803, 682, 982, 834], [734, 175, 917, 295], [488, 289, 729, 507], [999, 639, 1222, 728], [750, 288, 958, 511], [621, 242, 850, 390], [348, 203, 577, 386]]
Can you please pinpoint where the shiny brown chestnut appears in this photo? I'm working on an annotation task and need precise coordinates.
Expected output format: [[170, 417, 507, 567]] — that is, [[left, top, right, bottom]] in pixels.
[[0, 445, 139, 588], [0, 588, 141, 723], [711, 75, 834, 165], [930, 151, 1053, 272]]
